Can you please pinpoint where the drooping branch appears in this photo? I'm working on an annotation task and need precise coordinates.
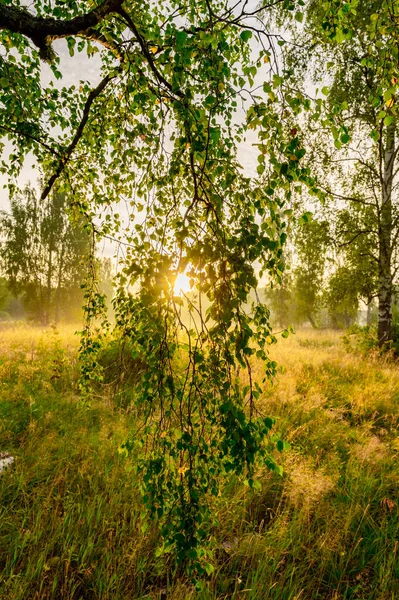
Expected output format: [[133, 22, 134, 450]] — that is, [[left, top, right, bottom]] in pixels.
[[0, 124, 61, 157], [41, 71, 119, 199], [118, 7, 184, 99], [0, 0, 123, 60]]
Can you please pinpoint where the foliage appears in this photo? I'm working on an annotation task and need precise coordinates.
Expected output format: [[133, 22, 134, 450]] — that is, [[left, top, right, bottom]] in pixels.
[[324, 265, 359, 329], [0, 186, 90, 324], [342, 324, 380, 356], [0, 277, 10, 313], [0, 0, 326, 570], [334, 208, 379, 313], [264, 274, 295, 329]]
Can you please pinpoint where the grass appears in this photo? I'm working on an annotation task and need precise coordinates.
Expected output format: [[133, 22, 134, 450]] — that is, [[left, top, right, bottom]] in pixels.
[[1, 326, 399, 599]]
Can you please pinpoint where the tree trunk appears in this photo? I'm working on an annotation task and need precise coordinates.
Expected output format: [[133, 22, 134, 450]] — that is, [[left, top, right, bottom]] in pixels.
[[46, 248, 53, 326], [307, 312, 317, 329], [55, 241, 65, 323], [378, 122, 395, 347], [366, 300, 372, 326]]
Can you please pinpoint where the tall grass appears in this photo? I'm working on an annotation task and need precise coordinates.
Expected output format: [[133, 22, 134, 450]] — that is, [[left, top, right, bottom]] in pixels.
[[1, 327, 399, 599]]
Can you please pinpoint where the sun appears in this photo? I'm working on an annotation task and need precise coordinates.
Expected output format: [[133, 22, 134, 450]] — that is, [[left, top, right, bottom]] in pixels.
[[174, 272, 192, 296]]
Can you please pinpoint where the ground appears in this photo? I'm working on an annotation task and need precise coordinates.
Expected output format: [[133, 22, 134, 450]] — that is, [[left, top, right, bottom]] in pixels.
[[0, 325, 398, 599]]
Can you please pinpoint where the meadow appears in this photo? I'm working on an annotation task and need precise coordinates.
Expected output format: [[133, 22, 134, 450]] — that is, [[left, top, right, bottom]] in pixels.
[[1, 325, 399, 599]]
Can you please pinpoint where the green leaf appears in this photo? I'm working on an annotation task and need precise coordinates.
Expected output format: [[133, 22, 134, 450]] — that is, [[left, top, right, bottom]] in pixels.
[[204, 562, 215, 575], [240, 30, 253, 42], [175, 30, 188, 45], [257, 164, 265, 175], [383, 89, 393, 102], [204, 95, 216, 107], [209, 127, 221, 143]]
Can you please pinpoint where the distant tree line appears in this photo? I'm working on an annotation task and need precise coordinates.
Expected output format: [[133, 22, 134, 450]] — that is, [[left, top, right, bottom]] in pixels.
[[0, 185, 113, 325], [265, 214, 382, 332]]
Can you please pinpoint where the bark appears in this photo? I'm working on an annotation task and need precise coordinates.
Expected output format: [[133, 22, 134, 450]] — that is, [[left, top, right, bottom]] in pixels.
[[0, 0, 122, 60], [55, 241, 66, 323], [378, 122, 395, 346], [46, 248, 53, 326]]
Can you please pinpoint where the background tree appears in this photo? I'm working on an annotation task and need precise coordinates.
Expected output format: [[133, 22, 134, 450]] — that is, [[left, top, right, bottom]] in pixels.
[[0, 277, 9, 312], [324, 265, 359, 328], [264, 273, 294, 329], [0, 185, 89, 324], [282, 0, 399, 345], [335, 207, 379, 325], [292, 217, 329, 328]]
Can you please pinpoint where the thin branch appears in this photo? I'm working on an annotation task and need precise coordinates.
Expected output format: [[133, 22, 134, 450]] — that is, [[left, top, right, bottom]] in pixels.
[[41, 71, 119, 199], [0, 124, 61, 157], [319, 184, 377, 207], [117, 7, 184, 99]]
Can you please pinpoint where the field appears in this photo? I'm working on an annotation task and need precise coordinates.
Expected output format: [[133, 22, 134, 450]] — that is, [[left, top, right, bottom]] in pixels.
[[1, 326, 399, 599]]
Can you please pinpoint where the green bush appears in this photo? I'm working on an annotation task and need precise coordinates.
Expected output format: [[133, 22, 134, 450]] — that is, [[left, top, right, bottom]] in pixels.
[[342, 324, 378, 355]]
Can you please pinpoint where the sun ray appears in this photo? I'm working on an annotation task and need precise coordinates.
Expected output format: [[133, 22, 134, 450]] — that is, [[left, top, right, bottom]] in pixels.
[[174, 273, 191, 296]]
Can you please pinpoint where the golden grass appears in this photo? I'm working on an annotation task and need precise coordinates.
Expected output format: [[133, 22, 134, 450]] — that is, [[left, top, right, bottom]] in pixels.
[[1, 326, 399, 599]]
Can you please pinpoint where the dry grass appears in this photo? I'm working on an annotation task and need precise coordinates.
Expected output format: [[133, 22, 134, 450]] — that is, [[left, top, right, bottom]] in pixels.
[[1, 326, 399, 599]]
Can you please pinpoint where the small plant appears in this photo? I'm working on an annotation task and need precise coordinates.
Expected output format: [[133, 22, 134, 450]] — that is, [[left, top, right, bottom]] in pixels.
[[342, 324, 379, 355]]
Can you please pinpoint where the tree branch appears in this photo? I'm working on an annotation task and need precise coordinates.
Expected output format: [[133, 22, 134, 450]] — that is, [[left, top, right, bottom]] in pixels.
[[319, 183, 377, 207], [0, 124, 61, 157], [41, 71, 118, 199], [0, 0, 123, 60], [118, 7, 184, 99]]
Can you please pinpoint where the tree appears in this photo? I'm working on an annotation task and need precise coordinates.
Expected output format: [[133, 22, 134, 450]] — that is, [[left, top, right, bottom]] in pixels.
[[264, 273, 294, 329], [0, 277, 10, 312], [0, 185, 89, 324], [0, 0, 321, 571], [324, 265, 359, 328], [335, 207, 379, 325], [284, 0, 399, 345], [292, 217, 329, 328]]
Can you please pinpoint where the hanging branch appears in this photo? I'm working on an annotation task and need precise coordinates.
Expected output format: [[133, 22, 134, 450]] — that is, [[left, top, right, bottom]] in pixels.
[[41, 71, 119, 199]]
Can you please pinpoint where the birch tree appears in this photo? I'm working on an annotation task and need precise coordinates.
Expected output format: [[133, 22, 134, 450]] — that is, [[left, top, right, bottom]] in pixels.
[[296, 0, 399, 345]]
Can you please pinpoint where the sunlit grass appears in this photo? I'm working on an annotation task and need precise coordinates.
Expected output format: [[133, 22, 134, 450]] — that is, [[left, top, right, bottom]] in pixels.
[[1, 326, 399, 599]]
